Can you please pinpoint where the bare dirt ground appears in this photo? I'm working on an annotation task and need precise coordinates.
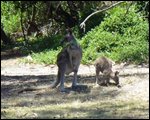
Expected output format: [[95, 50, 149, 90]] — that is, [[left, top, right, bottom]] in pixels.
[[1, 57, 149, 119]]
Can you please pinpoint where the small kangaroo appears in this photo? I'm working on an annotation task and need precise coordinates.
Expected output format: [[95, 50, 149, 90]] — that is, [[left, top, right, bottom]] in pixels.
[[94, 56, 120, 87], [50, 28, 82, 92]]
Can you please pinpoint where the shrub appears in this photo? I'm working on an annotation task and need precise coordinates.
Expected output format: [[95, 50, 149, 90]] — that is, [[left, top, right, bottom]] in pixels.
[[31, 49, 60, 64], [28, 35, 62, 53], [80, 4, 149, 64], [1, 2, 21, 34]]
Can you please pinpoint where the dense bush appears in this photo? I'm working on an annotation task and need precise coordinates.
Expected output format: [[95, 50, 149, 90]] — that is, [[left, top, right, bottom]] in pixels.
[[1, 2, 21, 34], [80, 4, 149, 64], [28, 35, 62, 64], [31, 50, 60, 64], [28, 35, 62, 52]]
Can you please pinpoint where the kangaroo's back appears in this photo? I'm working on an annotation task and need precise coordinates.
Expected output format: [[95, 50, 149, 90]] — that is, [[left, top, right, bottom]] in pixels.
[[94, 56, 112, 73]]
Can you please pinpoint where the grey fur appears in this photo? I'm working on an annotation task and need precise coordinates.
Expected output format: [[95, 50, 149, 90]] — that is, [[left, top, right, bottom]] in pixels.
[[50, 29, 82, 92], [94, 56, 120, 87]]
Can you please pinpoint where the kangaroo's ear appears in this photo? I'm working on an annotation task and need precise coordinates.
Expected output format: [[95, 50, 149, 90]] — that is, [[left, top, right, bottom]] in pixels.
[[115, 71, 119, 76]]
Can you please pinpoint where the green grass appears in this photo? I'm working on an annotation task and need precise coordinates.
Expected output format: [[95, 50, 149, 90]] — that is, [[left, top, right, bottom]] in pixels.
[[20, 49, 61, 65]]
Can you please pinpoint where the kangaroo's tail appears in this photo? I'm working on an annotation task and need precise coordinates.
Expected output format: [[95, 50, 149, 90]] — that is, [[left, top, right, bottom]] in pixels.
[[50, 71, 61, 88]]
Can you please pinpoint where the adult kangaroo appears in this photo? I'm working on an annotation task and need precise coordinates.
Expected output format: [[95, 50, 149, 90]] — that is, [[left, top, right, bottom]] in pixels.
[[50, 29, 82, 92]]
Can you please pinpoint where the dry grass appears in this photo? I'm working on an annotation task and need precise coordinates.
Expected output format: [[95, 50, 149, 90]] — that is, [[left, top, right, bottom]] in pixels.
[[1, 71, 149, 119]]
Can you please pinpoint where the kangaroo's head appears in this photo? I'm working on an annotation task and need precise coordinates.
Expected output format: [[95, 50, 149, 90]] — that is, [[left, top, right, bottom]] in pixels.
[[111, 71, 120, 85], [60, 28, 75, 45]]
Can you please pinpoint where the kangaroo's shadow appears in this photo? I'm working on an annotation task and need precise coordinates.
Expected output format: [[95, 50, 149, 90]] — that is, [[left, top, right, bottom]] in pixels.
[[99, 82, 121, 88], [64, 84, 91, 93]]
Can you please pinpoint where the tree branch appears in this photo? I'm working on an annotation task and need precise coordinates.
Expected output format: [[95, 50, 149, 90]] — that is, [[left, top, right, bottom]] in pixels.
[[80, 1, 125, 31], [143, 1, 149, 11], [124, 1, 133, 16]]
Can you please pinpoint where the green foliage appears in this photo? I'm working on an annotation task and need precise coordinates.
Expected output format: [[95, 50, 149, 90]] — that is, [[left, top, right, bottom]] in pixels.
[[1, 2, 21, 33], [19, 35, 62, 64], [26, 35, 62, 64], [111, 42, 149, 64], [28, 35, 62, 53], [21, 4, 149, 65], [31, 49, 60, 64], [135, 1, 149, 17], [1, 2, 149, 65], [80, 4, 149, 64]]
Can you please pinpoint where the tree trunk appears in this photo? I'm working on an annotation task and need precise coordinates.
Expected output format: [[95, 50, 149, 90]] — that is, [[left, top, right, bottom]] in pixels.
[[1, 28, 11, 45], [20, 5, 28, 45]]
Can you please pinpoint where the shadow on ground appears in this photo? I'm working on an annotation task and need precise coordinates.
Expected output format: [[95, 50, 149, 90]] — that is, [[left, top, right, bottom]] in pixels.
[[1, 73, 149, 119], [1, 48, 27, 60], [1, 74, 120, 97]]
